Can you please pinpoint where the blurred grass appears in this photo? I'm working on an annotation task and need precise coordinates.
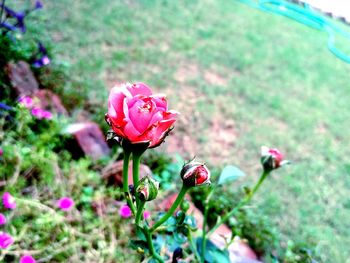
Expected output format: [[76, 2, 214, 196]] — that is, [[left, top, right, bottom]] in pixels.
[[38, 0, 350, 261]]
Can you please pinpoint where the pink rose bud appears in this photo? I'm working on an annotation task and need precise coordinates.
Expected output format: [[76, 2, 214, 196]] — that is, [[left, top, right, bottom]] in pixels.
[[0, 232, 14, 249], [119, 204, 132, 218], [105, 82, 178, 149], [56, 197, 74, 211], [261, 146, 289, 171], [180, 161, 211, 187], [2, 192, 16, 210], [20, 255, 36, 263], [0, 213, 7, 225]]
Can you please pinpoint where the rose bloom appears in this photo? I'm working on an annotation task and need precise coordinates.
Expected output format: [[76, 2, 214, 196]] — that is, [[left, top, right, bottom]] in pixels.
[[20, 255, 36, 263], [0, 232, 14, 249], [2, 192, 16, 210], [57, 197, 74, 211], [106, 83, 178, 148]]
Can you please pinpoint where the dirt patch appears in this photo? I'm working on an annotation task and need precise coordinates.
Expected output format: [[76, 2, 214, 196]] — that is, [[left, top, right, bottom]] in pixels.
[[204, 70, 227, 86], [174, 63, 200, 83]]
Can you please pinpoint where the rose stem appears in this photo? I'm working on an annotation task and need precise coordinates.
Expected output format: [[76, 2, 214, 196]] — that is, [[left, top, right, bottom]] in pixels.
[[201, 187, 214, 262], [122, 149, 136, 215], [150, 185, 189, 233]]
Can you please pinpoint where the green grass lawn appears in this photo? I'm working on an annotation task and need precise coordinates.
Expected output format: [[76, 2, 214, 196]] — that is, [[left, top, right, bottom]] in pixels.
[[39, 0, 350, 261]]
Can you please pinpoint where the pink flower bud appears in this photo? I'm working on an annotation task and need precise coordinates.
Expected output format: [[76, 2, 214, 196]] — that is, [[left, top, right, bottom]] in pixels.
[[20, 255, 36, 263], [106, 83, 178, 149], [56, 197, 74, 211], [31, 108, 53, 120], [180, 161, 211, 187], [119, 204, 132, 218], [261, 146, 289, 171], [0, 232, 14, 249], [2, 192, 16, 210]]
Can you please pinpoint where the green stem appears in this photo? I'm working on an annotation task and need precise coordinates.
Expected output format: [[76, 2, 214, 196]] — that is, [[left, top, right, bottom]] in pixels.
[[132, 152, 142, 208], [122, 150, 136, 215], [143, 227, 164, 263], [201, 188, 214, 263], [188, 227, 201, 263], [135, 200, 145, 226], [207, 170, 269, 237], [150, 185, 189, 232]]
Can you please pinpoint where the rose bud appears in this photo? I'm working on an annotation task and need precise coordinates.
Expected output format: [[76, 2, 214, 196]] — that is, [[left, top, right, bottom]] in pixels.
[[135, 176, 159, 202], [261, 146, 290, 172], [105, 82, 178, 149], [180, 161, 211, 187]]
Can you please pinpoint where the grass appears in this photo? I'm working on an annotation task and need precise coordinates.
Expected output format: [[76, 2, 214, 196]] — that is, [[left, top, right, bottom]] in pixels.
[[12, 0, 350, 261]]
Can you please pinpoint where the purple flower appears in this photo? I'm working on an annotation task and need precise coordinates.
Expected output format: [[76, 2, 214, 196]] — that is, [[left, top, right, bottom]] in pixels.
[[31, 108, 52, 120], [34, 0, 43, 10], [18, 96, 33, 109], [2, 192, 16, 210], [20, 255, 36, 263], [4, 6, 26, 33], [0, 22, 17, 31], [32, 55, 50, 68], [32, 43, 50, 68], [119, 204, 132, 218], [57, 197, 74, 211], [0, 213, 6, 225], [0, 232, 14, 249]]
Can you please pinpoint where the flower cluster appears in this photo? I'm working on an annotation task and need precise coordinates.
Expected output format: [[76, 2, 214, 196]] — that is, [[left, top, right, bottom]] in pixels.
[[19, 96, 53, 120]]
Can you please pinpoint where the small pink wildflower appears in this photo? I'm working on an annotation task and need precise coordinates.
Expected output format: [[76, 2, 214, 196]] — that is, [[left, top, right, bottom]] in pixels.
[[119, 204, 132, 218], [57, 197, 74, 211], [31, 108, 53, 120], [0, 148, 3, 156], [0, 213, 6, 225], [20, 255, 36, 263], [18, 96, 33, 109], [2, 192, 16, 210], [143, 210, 151, 220], [0, 232, 14, 249]]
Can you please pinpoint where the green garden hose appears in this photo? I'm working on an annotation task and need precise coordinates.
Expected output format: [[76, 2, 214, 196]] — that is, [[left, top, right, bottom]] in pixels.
[[239, 0, 350, 64]]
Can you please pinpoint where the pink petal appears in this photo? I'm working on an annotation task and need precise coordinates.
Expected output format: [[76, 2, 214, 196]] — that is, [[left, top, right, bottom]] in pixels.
[[0, 213, 6, 225], [20, 255, 36, 263], [151, 94, 168, 111], [127, 98, 158, 133], [119, 204, 132, 218], [127, 82, 152, 97]]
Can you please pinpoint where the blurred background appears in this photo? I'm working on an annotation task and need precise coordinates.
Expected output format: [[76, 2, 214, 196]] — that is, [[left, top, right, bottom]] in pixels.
[[1, 0, 350, 262]]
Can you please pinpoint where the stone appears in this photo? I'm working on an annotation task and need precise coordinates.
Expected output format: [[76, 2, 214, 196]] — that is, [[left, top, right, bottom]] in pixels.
[[102, 160, 152, 186], [33, 89, 68, 116], [6, 61, 39, 96], [65, 122, 110, 160]]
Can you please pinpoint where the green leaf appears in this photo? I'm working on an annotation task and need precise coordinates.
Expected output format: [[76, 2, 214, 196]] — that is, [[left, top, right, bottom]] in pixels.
[[196, 238, 230, 263], [218, 165, 245, 185]]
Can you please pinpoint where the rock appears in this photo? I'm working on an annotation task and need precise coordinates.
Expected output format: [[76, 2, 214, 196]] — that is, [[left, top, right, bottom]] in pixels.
[[32, 89, 68, 116], [65, 122, 110, 160], [6, 61, 39, 96], [101, 160, 152, 186]]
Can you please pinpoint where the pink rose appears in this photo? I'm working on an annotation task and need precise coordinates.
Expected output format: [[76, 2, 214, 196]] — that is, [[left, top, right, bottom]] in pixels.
[[106, 83, 178, 148], [261, 146, 289, 171], [180, 161, 211, 187]]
